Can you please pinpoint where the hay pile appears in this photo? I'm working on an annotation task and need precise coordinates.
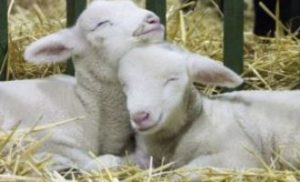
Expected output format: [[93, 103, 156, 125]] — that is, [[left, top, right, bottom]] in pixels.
[[8, 0, 300, 88], [8, 0, 66, 79], [4, 0, 300, 181], [167, 0, 300, 93], [0, 128, 299, 182], [0, 126, 299, 182]]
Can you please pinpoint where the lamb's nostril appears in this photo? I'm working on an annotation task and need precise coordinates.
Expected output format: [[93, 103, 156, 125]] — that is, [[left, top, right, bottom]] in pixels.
[[148, 18, 160, 24], [149, 19, 159, 24], [145, 14, 160, 25], [132, 111, 150, 125]]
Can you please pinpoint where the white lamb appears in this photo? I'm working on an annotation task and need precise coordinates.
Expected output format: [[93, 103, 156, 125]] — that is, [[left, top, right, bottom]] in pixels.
[[117, 43, 300, 179], [2, 0, 164, 170]]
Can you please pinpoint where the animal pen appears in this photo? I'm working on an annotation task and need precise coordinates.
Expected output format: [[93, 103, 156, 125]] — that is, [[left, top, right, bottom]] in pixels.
[[1, 0, 243, 81], [2, 0, 300, 89], [0, 0, 300, 181]]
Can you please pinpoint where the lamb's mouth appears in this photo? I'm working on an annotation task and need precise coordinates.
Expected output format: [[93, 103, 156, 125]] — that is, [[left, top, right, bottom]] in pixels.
[[138, 113, 163, 132], [133, 25, 164, 37]]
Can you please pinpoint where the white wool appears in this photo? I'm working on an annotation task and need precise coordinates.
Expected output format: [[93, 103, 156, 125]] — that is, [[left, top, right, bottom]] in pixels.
[[3, 0, 164, 170]]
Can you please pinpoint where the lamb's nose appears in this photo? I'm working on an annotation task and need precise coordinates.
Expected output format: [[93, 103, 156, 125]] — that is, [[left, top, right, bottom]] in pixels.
[[145, 14, 160, 25], [132, 111, 150, 125]]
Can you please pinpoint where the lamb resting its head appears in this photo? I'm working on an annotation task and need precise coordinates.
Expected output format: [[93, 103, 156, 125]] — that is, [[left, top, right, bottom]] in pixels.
[[118, 44, 300, 177], [118, 44, 242, 136], [25, 0, 164, 72], [21, 0, 165, 168]]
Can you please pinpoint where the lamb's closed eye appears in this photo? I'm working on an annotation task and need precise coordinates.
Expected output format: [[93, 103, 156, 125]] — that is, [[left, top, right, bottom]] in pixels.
[[91, 20, 112, 31], [164, 77, 179, 86]]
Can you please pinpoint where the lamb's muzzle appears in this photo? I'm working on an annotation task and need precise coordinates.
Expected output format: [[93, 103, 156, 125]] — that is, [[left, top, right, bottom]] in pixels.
[[133, 14, 164, 37]]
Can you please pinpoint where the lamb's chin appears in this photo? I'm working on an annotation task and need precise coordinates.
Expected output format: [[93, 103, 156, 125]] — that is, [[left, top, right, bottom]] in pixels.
[[136, 122, 158, 133], [135, 31, 164, 44]]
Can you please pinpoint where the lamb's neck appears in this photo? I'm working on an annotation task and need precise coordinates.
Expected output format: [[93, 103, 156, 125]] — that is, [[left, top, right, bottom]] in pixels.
[[74, 60, 127, 120], [76, 67, 119, 92], [73, 47, 121, 91], [165, 86, 202, 139], [74, 60, 132, 154], [185, 87, 204, 130], [140, 87, 203, 162]]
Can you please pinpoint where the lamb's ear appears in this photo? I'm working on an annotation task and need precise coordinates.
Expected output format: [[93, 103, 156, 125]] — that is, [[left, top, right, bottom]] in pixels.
[[186, 54, 243, 88], [24, 29, 75, 64]]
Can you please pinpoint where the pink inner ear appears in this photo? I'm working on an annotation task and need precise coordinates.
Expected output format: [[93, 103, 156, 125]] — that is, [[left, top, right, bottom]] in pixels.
[[35, 44, 69, 57], [197, 71, 229, 84]]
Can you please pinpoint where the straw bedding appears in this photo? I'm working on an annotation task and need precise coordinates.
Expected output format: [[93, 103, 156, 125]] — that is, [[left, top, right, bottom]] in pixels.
[[4, 0, 300, 181]]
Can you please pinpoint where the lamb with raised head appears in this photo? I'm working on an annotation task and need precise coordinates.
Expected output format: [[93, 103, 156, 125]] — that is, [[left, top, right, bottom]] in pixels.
[[117, 43, 300, 178], [3, 0, 164, 170]]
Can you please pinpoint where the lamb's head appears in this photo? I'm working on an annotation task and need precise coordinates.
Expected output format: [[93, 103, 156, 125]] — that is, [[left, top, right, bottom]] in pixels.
[[118, 44, 243, 135], [24, 0, 164, 68]]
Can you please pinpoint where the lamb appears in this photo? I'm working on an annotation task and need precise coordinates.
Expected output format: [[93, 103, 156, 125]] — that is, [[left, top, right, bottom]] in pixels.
[[3, 0, 164, 170], [0, 75, 89, 169], [117, 43, 300, 179]]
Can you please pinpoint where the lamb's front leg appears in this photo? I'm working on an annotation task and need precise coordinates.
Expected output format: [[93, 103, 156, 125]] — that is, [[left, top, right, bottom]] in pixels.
[[176, 151, 262, 181], [83, 154, 125, 171], [83, 131, 150, 171], [35, 147, 95, 171], [83, 147, 151, 171]]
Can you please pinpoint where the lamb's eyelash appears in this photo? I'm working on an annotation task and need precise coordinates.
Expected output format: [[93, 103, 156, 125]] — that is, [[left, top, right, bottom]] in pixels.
[[91, 20, 111, 31], [164, 77, 179, 86]]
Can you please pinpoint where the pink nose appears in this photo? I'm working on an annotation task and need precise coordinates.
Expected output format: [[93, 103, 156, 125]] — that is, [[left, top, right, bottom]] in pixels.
[[132, 111, 150, 125], [145, 14, 160, 25]]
